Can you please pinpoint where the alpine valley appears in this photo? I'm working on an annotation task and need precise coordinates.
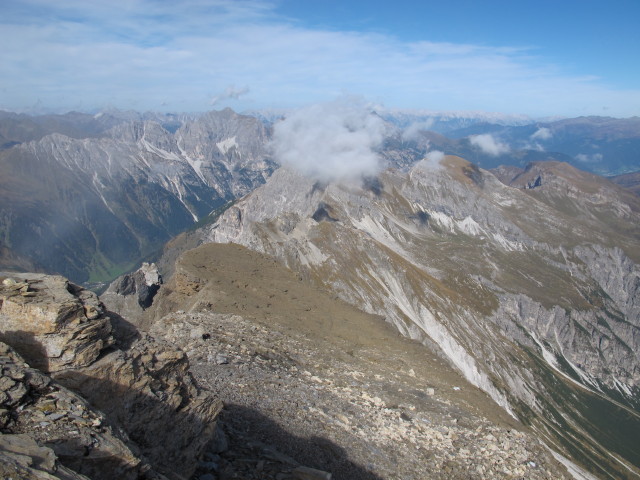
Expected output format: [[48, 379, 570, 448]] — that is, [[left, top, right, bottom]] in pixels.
[[1, 108, 639, 480]]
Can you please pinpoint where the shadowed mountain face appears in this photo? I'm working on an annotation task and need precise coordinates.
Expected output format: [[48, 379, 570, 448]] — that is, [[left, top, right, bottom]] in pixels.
[[0, 109, 277, 285], [202, 157, 640, 478]]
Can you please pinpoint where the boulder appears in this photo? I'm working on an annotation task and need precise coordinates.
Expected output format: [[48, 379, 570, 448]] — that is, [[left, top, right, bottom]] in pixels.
[[0, 273, 113, 372], [102, 262, 163, 324]]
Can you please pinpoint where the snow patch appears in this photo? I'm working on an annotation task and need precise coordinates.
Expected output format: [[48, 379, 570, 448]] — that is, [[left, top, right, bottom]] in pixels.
[[299, 241, 329, 267], [91, 172, 116, 216], [457, 216, 483, 236], [428, 211, 456, 233], [492, 232, 524, 251], [613, 378, 633, 397], [141, 138, 181, 161], [351, 214, 411, 258], [217, 136, 238, 155], [547, 448, 600, 480], [167, 176, 198, 222], [176, 142, 208, 185]]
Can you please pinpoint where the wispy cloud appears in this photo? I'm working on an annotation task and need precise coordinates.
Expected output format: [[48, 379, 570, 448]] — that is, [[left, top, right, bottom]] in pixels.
[[531, 127, 553, 141], [211, 85, 250, 106], [575, 153, 603, 163], [1, 0, 639, 116], [469, 134, 510, 156], [402, 120, 435, 141]]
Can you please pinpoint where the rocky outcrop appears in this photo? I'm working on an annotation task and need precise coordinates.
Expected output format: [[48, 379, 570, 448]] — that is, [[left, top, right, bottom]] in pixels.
[[101, 263, 163, 324], [53, 333, 221, 479], [0, 274, 113, 372], [0, 272, 221, 480], [0, 342, 145, 480]]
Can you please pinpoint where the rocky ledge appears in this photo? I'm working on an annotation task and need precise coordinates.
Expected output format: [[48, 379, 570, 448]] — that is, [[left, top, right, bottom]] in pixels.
[[0, 272, 221, 480]]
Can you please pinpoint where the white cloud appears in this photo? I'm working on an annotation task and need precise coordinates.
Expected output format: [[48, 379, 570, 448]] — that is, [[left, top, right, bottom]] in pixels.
[[425, 150, 445, 167], [531, 127, 552, 140], [469, 134, 510, 156], [402, 119, 435, 141], [270, 98, 384, 182], [575, 153, 603, 163]]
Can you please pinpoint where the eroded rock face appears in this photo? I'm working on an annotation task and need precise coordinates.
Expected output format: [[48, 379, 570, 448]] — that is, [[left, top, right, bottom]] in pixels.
[[53, 333, 222, 479], [102, 262, 163, 324], [0, 273, 113, 372], [0, 272, 222, 480], [0, 342, 146, 480]]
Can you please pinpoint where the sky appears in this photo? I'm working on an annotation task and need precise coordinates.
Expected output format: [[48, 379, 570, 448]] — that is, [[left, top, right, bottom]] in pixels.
[[1, 0, 639, 117]]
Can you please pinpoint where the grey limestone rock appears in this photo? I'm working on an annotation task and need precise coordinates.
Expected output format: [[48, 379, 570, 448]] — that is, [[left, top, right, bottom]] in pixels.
[[0, 272, 222, 480], [0, 272, 113, 372]]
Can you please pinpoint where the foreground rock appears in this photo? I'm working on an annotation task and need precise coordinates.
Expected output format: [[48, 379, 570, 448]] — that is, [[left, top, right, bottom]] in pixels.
[[0, 272, 221, 480], [53, 332, 221, 478], [0, 274, 112, 372], [0, 342, 144, 480]]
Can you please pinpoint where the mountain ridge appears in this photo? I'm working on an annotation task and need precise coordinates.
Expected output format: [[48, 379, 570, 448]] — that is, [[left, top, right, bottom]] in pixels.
[[197, 155, 640, 478]]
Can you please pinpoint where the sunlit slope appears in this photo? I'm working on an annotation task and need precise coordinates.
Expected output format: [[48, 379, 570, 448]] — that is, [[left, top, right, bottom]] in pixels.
[[205, 156, 640, 478]]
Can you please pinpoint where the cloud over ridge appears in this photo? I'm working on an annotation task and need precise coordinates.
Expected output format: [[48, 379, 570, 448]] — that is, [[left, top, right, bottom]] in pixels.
[[469, 134, 510, 156], [270, 99, 384, 182]]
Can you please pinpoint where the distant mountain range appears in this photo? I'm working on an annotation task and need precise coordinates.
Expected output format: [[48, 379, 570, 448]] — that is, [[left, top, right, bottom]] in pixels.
[[0, 108, 638, 289], [378, 112, 640, 175], [0, 108, 275, 285]]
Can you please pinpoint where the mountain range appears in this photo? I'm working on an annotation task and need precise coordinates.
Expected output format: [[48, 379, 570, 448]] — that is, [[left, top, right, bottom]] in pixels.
[[0, 107, 639, 478], [0, 108, 275, 286], [197, 155, 639, 479]]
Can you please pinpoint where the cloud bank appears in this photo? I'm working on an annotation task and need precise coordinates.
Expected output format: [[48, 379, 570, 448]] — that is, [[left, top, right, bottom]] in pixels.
[[469, 134, 510, 156], [1, 0, 639, 116], [270, 99, 384, 182]]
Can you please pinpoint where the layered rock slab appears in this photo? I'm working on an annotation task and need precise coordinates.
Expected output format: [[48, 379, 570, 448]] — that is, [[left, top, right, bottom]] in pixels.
[[0, 341, 145, 480], [0, 273, 112, 372], [0, 272, 221, 480]]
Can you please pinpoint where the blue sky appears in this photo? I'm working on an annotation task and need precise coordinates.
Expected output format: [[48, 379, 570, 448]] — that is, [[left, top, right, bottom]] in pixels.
[[1, 0, 639, 117]]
